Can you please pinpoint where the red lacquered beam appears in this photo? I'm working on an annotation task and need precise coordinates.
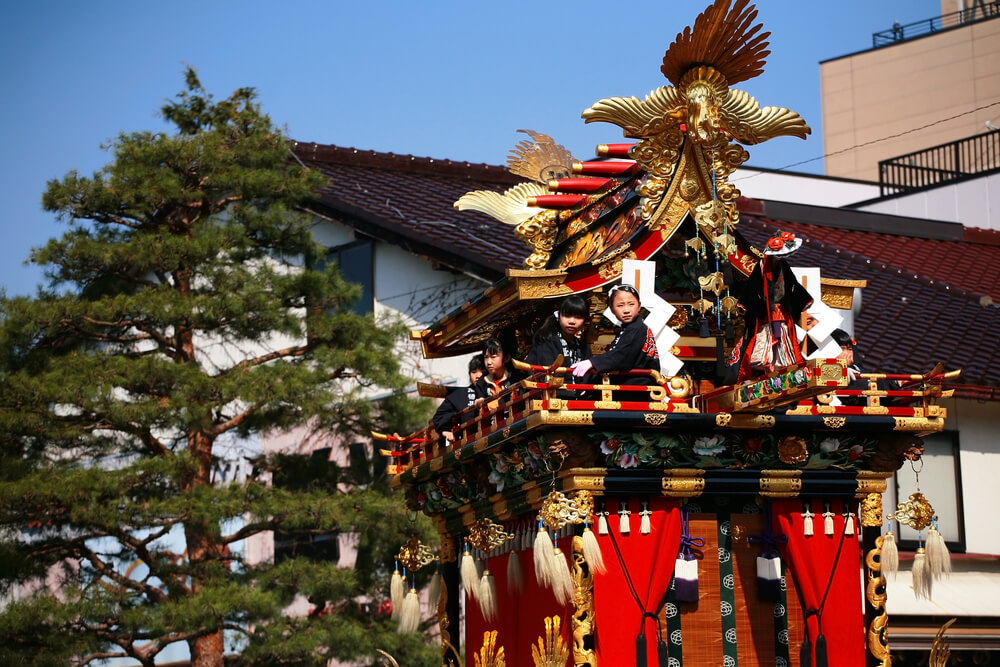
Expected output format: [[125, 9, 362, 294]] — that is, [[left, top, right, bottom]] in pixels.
[[572, 161, 639, 176], [526, 194, 589, 209], [596, 143, 635, 158], [547, 178, 615, 193]]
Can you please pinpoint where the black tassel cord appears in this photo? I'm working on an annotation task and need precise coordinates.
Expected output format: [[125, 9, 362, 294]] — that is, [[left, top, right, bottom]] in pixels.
[[799, 502, 851, 667]]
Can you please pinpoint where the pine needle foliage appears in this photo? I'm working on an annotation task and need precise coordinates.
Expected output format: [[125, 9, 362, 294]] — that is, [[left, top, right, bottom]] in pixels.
[[0, 69, 438, 667]]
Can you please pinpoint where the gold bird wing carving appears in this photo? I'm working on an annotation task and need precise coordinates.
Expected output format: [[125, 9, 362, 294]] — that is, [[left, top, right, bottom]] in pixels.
[[454, 181, 548, 226], [581, 86, 684, 138], [507, 129, 578, 183], [719, 88, 811, 144]]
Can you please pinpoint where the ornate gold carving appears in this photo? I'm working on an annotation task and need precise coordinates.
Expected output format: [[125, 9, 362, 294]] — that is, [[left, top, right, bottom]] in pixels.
[[716, 413, 732, 427], [663, 470, 707, 497], [438, 532, 458, 564], [473, 630, 507, 667], [507, 129, 577, 183], [889, 491, 935, 533], [438, 571, 460, 665], [893, 416, 945, 433], [820, 361, 846, 381], [644, 413, 668, 426], [594, 401, 623, 410], [929, 618, 958, 667], [396, 537, 437, 572], [540, 490, 591, 531], [777, 436, 808, 464], [860, 493, 883, 528], [866, 537, 890, 664], [571, 536, 597, 667], [518, 277, 573, 300], [541, 411, 595, 426], [823, 416, 846, 429], [856, 471, 890, 497], [759, 470, 803, 498], [562, 471, 607, 493], [467, 518, 515, 554], [597, 253, 636, 280], [532, 616, 570, 667], [516, 209, 561, 270]]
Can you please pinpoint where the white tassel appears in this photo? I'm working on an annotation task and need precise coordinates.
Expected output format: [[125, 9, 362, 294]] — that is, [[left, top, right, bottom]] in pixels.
[[823, 504, 835, 536], [398, 585, 421, 633], [533, 524, 554, 587], [843, 509, 855, 536], [926, 525, 952, 579], [618, 505, 632, 535], [550, 545, 575, 605], [461, 548, 480, 600], [598, 510, 609, 536], [582, 525, 607, 575], [507, 548, 524, 594], [640, 502, 652, 535], [428, 569, 442, 610], [912, 546, 932, 600], [801, 504, 815, 537], [390, 564, 404, 621], [479, 569, 498, 621], [882, 529, 899, 580]]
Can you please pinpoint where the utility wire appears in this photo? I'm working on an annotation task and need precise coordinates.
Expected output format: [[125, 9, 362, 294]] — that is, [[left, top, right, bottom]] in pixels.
[[734, 99, 1000, 180]]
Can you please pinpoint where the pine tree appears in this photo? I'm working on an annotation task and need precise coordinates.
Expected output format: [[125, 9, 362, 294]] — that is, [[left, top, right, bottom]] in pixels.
[[0, 69, 438, 667]]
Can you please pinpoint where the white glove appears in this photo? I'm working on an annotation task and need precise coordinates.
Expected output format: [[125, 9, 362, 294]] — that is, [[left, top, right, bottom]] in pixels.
[[571, 359, 594, 377]]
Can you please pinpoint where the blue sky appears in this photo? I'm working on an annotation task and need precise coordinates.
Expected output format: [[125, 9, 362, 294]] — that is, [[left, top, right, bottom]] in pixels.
[[1, 0, 940, 296]]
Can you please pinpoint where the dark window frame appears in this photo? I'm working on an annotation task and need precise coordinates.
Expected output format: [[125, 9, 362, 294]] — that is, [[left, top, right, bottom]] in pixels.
[[893, 430, 966, 554], [319, 238, 374, 316]]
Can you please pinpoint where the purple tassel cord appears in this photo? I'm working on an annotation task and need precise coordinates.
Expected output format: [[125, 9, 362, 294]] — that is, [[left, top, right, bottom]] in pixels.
[[748, 504, 788, 602], [674, 507, 705, 603]]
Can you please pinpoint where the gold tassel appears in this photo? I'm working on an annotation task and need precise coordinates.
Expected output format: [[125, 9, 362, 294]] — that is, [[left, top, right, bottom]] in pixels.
[[479, 568, 498, 621], [533, 523, 554, 588], [550, 544, 575, 605], [461, 546, 480, 600], [881, 528, 899, 580], [428, 568, 442, 610], [398, 584, 421, 633], [912, 545, 932, 600], [507, 547, 524, 594], [390, 562, 404, 621], [926, 524, 952, 579], [582, 524, 607, 575]]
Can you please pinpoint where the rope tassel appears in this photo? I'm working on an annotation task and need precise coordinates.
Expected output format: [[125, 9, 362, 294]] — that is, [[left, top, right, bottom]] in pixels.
[[398, 582, 421, 634], [582, 521, 607, 575], [479, 568, 498, 621], [881, 527, 899, 580], [618, 504, 632, 535], [912, 544, 932, 600], [461, 544, 480, 600], [390, 561, 404, 621], [674, 506, 704, 603], [507, 546, 524, 594], [550, 544, 575, 605], [533, 520, 554, 588], [926, 523, 951, 579]]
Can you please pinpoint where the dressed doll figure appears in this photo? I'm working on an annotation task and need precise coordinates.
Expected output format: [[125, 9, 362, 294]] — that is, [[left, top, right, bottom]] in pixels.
[[570, 284, 658, 383], [725, 231, 813, 384]]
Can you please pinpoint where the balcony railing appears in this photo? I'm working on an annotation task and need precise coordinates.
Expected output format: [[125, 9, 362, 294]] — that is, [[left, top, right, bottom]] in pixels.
[[873, 1, 1000, 47], [878, 130, 1000, 196]]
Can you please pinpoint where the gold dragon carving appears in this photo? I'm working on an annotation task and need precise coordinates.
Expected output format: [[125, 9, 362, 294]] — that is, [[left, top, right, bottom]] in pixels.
[[571, 535, 597, 667], [866, 536, 891, 665]]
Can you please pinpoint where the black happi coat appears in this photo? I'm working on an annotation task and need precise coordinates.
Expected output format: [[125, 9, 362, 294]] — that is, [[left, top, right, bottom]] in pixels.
[[591, 317, 659, 384], [525, 334, 593, 397], [431, 385, 479, 434]]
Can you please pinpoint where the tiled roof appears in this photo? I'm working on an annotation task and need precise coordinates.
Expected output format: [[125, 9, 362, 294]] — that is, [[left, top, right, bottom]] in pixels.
[[292, 143, 999, 394], [292, 142, 524, 280]]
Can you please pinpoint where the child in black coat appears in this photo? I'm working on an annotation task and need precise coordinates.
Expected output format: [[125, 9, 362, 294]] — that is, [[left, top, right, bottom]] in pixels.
[[525, 295, 593, 397], [570, 284, 659, 383], [432, 354, 484, 442]]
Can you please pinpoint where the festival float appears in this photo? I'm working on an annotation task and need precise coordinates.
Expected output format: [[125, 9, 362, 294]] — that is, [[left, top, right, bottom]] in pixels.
[[376, 1, 958, 665]]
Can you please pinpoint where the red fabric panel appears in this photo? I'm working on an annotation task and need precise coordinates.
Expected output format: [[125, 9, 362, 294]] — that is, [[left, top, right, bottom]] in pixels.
[[464, 536, 571, 667], [772, 499, 865, 667], [594, 497, 681, 663]]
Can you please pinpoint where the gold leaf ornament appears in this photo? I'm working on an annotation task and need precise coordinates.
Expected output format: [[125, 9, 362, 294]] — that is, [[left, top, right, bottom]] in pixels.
[[539, 490, 593, 531], [396, 537, 437, 572], [532, 616, 570, 667], [467, 518, 515, 554], [474, 630, 507, 667]]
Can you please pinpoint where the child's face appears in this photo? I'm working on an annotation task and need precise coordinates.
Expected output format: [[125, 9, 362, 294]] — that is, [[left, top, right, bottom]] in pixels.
[[559, 313, 585, 340], [611, 291, 640, 324], [483, 351, 507, 378]]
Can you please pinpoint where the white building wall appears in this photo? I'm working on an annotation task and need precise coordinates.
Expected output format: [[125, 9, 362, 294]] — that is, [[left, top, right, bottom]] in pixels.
[[855, 171, 1000, 229], [732, 168, 880, 207]]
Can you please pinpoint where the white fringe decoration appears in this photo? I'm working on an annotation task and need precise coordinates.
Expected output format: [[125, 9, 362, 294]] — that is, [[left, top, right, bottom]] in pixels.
[[550, 545, 575, 605], [912, 546, 932, 600], [479, 569, 498, 621], [618, 505, 631, 535], [461, 548, 480, 600], [533, 524, 554, 587], [801, 504, 815, 537], [507, 547, 524, 594], [582, 525, 607, 575], [390, 565, 404, 621], [428, 569, 442, 610], [881, 529, 899, 580], [926, 525, 952, 579], [823, 503, 835, 536], [398, 585, 421, 633], [598, 510, 609, 536]]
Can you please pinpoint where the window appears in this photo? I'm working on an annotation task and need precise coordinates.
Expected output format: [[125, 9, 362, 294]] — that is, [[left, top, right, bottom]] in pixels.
[[893, 431, 965, 552], [320, 239, 374, 315]]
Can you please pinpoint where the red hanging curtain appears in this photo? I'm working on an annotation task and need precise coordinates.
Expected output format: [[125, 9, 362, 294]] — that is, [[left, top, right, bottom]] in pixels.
[[771, 499, 865, 667], [593, 497, 682, 662], [464, 535, 572, 667]]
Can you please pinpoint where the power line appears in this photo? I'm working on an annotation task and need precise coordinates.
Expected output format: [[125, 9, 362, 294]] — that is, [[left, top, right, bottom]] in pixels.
[[735, 99, 1000, 179]]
